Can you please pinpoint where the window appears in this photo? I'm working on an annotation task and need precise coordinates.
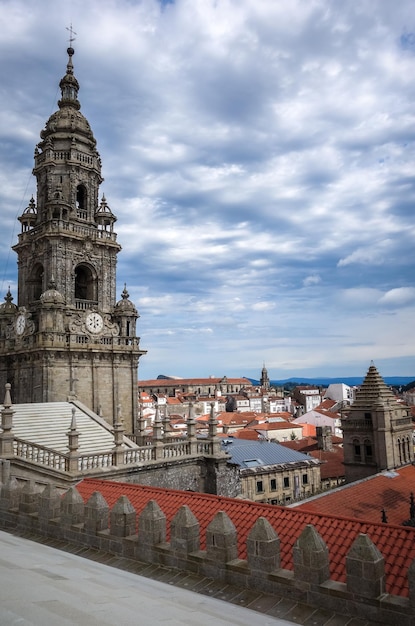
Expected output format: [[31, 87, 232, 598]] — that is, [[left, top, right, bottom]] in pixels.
[[283, 476, 289, 488], [364, 439, 373, 461], [270, 478, 277, 491], [76, 184, 87, 213], [75, 264, 97, 302], [302, 474, 308, 485], [30, 264, 44, 301], [353, 439, 361, 462], [256, 480, 264, 494]]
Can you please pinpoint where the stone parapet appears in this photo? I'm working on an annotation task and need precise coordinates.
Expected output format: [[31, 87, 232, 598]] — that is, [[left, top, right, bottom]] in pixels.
[[0, 478, 413, 626]]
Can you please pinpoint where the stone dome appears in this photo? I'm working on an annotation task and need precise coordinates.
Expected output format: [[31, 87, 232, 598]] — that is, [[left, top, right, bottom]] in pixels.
[[40, 279, 65, 305], [115, 285, 137, 315], [39, 47, 97, 149], [0, 289, 17, 315]]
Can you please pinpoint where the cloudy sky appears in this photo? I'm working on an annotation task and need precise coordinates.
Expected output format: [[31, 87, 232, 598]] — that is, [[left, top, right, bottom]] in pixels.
[[1, 0, 415, 381]]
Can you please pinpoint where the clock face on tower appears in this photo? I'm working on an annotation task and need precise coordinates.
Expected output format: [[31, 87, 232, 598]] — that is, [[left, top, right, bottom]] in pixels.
[[85, 312, 104, 334], [15, 313, 26, 336]]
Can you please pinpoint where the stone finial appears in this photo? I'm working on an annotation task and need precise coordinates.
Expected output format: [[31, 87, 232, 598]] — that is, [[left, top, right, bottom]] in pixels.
[[208, 402, 218, 439], [85, 491, 110, 534], [171, 505, 200, 554], [3, 383, 12, 409], [19, 480, 40, 515], [0, 385, 15, 456], [247, 516, 280, 572], [206, 511, 238, 563], [61, 486, 85, 527], [0, 476, 21, 511], [110, 495, 136, 537], [70, 406, 77, 431], [38, 483, 62, 522], [293, 524, 330, 584], [138, 499, 166, 546], [153, 404, 163, 442], [346, 533, 385, 598]]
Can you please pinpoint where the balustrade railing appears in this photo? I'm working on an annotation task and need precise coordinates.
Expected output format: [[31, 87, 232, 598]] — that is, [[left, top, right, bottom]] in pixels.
[[14, 438, 67, 470], [12, 435, 219, 475], [77, 452, 114, 470], [163, 441, 191, 457]]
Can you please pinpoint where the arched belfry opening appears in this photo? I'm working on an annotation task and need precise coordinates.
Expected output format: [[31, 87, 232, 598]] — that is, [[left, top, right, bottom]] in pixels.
[[74, 264, 97, 305], [76, 184, 87, 219], [30, 264, 44, 301]]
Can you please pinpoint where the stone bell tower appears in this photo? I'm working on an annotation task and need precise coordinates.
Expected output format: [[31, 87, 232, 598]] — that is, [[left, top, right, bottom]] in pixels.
[[341, 363, 413, 483], [0, 45, 146, 432]]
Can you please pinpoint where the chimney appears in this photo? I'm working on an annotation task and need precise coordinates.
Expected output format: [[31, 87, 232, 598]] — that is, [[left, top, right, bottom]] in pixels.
[[316, 425, 333, 452]]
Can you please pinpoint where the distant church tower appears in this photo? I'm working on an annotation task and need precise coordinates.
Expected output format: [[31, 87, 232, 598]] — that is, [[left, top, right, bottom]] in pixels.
[[260, 363, 270, 391], [0, 45, 146, 432], [341, 363, 413, 483]]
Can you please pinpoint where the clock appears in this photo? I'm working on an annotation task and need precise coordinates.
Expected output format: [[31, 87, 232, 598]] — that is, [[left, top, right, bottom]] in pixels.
[[85, 312, 104, 334], [16, 313, 26, 336]]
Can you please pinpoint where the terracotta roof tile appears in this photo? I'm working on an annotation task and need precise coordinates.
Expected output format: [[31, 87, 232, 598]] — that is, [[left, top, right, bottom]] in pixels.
[[138, 378, 252, 387], [295, 464, 415, 526], [76, 477, 415, 598]]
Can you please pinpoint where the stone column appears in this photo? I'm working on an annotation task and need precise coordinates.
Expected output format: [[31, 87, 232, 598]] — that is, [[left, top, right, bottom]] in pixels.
[[67, 406, 80, 473], [208, 402, 221, 456], [113, 405, 125, 466], [187, 402, 197, 456], [0, 384, 15, 457], [153, 404, 164, 461]]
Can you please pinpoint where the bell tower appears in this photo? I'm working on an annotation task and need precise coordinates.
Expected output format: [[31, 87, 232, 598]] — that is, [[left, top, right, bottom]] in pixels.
[[0, 45, 146, 432], [341, 363, 413, 483]]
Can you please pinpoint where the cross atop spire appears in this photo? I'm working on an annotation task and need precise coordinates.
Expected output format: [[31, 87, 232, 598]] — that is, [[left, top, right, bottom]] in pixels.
[[66, 23, 77, 49]]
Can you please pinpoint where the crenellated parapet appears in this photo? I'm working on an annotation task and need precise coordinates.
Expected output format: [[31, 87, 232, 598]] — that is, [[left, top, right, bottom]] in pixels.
[[0, 479, 414, 625]]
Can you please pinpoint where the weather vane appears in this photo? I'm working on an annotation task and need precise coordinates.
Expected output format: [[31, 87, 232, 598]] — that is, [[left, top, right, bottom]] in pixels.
[[66, 23, 77, 47]]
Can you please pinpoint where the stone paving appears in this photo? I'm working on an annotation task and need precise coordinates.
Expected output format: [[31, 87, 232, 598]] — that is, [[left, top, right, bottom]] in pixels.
[[0, 529, 379, 626]]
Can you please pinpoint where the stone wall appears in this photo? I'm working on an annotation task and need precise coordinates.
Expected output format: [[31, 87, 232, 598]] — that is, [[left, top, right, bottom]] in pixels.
[[0, 478, 414, 625], [119, 457, 240, 496]]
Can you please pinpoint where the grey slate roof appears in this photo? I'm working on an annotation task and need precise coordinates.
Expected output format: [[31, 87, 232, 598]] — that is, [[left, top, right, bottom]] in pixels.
[[221, 438, 318, 468]]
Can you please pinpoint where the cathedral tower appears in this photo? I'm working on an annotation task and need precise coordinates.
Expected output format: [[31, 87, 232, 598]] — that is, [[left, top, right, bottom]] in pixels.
[[341, 363, 413, 483], [0, 46, 146, 432]]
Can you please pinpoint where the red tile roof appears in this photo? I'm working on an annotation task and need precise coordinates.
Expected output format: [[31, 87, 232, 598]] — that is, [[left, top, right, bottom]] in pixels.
[[231, 429, 260, 440], [295, 465, 415, 529], [318, 399, 337, 410], [307, 448, 345, 480], [252, 421, 298, 431], [314, 408, 341, 420], [138, 377, 252, 387], [76, 477, 415, 597]]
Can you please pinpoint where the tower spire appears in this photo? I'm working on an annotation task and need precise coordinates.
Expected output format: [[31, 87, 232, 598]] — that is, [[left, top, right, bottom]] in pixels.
[[59, 29, 80, 110]]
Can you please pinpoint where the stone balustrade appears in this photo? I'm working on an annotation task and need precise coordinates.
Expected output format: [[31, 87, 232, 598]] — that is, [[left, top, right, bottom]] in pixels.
[[11, 435, 221, 476]]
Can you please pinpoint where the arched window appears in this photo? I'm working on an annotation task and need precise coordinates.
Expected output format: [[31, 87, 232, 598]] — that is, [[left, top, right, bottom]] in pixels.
[[76, 184, 87, 219], [30, 264, 44, 301], [75, 264, 97, 302]]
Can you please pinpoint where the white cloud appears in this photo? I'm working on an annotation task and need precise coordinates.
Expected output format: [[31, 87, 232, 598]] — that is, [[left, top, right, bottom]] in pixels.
[[303, 274, 322, 287], [1, 0, 415, 379], [379, 287, 415, 307]]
